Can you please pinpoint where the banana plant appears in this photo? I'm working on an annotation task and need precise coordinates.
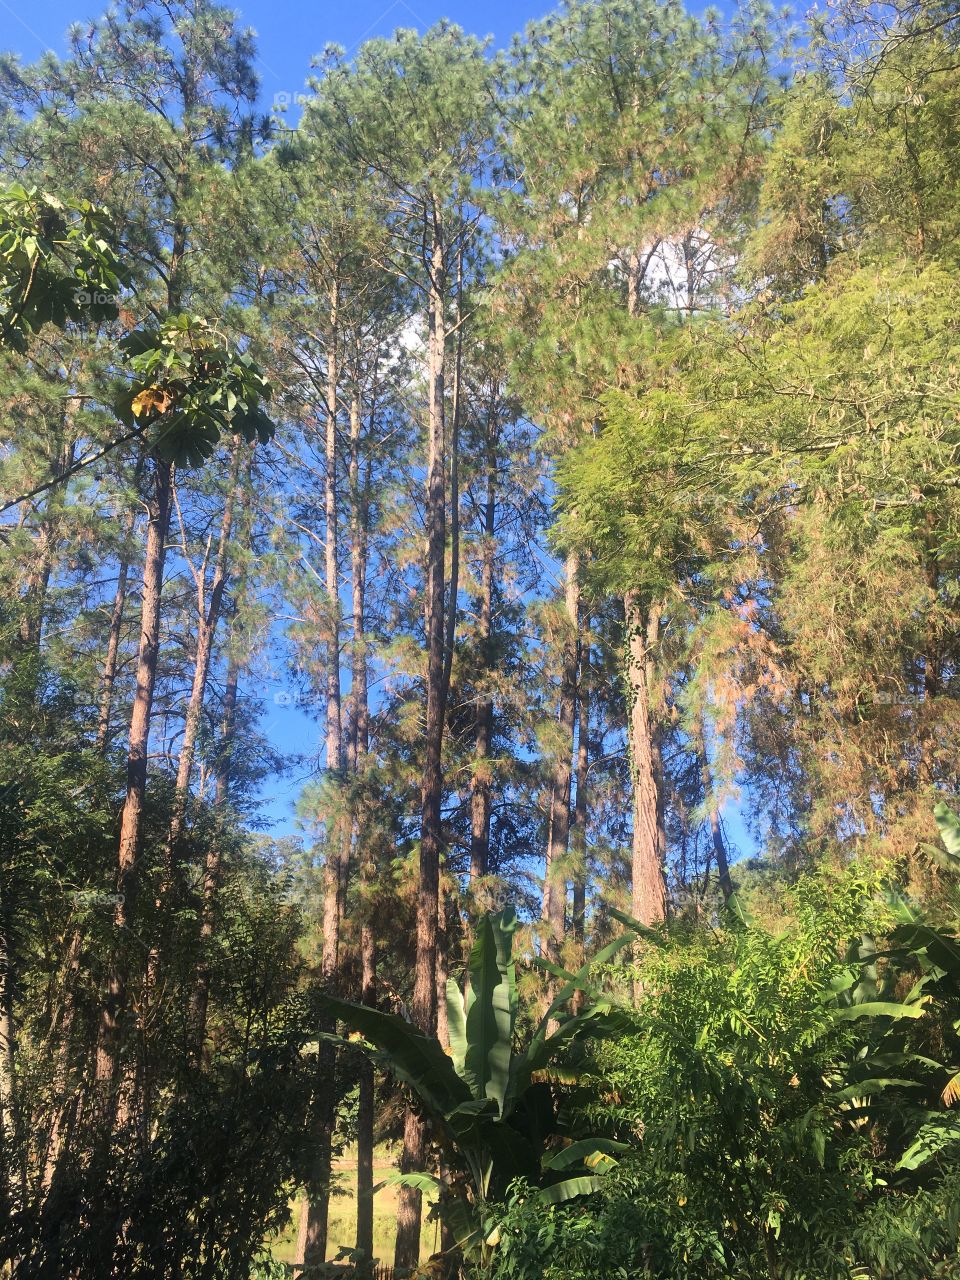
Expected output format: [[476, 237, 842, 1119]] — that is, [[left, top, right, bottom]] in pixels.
[[319, 908, 633, 1258]]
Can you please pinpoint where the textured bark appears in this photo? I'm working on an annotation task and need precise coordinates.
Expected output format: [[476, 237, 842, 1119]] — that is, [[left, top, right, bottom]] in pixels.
[[350, 388, 376, 1271], [625, 591, 666, 927], [167, 442, 243, 858], [40, 928, 83, 1192], [301, 290, 344, 1275], [94, 458, 173, 1128], [571, 639, 590, 965], [542, 551, 579, 961], [95, 546, 133, 753], [187, 648, 241, 1061], [470, 416, 496, 886], [396, 212, 448, 1274], [924, 511, 941, 699]]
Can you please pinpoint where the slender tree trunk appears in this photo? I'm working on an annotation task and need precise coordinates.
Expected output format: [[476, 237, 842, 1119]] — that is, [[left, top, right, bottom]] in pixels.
[[40, 927, 84, 1193], [624, 591, 666, 927], [542, 552, 579, 962], [167, 441, 243, 858], [923, 512, 940, 700], [186, 452, 253, 1063], [187, 647, 242, 1061], [571, 638, 590, 966], [17, 438, 75, 652], [94, 457, 173, 1131], [0, 895, 21, 1201], [300, 289, 344, 1274], [350, 388, 377, 1272], [699, 739, 733, 902], [95, 545, 133, 753], [396, 210, 448, 1275], [470, 413, 496, 889]]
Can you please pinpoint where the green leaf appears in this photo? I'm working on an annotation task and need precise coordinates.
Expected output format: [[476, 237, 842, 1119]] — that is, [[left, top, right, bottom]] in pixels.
[[535, 1175, 603, 1205], [897, 1113, 960, 1170], [830, 1001, 925, 1022], [446, 977, 469, 1084], [316, 994, 472, 1120], [464, 909, 517, 1115], [372, 1171, 440, 1195], [542, 1138, 630, 1173]]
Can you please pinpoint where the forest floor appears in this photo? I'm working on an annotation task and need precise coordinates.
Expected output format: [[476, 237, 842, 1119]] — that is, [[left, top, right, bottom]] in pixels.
[[270, 1146, 440, 1266]]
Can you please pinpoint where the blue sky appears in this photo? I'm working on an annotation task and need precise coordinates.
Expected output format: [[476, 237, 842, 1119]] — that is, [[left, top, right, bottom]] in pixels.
[[15, 0, 557, 92], [13, 0, 757, 865], [16, 0, 739, 107]]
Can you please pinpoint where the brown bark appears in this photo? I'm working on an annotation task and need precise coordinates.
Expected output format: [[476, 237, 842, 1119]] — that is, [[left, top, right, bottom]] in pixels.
[[94, 457, 173, 1131], [923, 511, 940, 700], [40, 928, 83, 1191], [95, 542, 134, 753], [167, 440, 244, 858], [571, 638, 590, 965], [396, 210, 448, 1275], [542, 551, 579, 962], [624, 590, 667, 927], [470, 407, 496, 887], [300, 289, 345, 1275], [188, 646, 242, 1061], [350, 387, 376, 1270]]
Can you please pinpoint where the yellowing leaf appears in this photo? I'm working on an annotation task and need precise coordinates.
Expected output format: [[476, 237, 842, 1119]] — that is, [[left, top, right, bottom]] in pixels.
[[131, 386, 172, 418]]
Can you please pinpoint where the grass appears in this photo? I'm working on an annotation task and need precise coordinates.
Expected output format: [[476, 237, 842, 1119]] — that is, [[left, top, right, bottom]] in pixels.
[[270, 1147, 440, 1268]]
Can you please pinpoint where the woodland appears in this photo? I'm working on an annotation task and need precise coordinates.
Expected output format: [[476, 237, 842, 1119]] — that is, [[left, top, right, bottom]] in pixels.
[[1, 0, 960, 1276]]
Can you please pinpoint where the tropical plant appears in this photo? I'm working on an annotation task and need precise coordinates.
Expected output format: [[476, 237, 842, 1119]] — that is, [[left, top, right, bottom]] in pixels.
[[0, 184, 124, 349], [117, 314, 275, 466], [320, 908, 633, 1262]]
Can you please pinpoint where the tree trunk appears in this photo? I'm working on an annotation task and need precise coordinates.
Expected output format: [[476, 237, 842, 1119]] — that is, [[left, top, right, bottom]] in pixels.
[[542, 551, 579, 962], [699, 742, 733, 902], [571, 638, 590, 967], [470, 411, 496, 888], [167, 440, 243, 859], [396, 210, 448, 1275], [188, 646, 242, 1061], [624, 591, 666, 927], [17, 438, 75, 653], [300, 288, 344, 1275], [0, 893, 21, 1201], [95, 546, 133, 753], [94, 457, 173, 1131], [350, 387, 377, 1272]]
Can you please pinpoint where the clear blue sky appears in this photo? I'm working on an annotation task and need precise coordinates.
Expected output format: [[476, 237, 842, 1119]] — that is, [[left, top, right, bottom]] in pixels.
[[15, 0, 735, 108], [13, 0, 756, 863], [14, 0, 551, 95]]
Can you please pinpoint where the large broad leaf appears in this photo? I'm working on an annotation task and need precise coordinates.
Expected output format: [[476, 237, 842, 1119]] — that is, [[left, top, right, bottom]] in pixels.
[[446, 978, 470, 1085], [542, 1137, 630, 1174], [932, 803, 960, 870], [373, 1171, 440, 1195], [830, 1001, 926, 1022], [317, 995, 471, 1119], [482, 1118, 540, 1195], [511, 999, 631, 1108], [530, 930, 637, 1049], [608, 906, 669, 946], [442, 1197, 485, 1257], [465, 909, 518, 1116], [897, 1112, 960, 1170], [535, 1175, 603, 1204]]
